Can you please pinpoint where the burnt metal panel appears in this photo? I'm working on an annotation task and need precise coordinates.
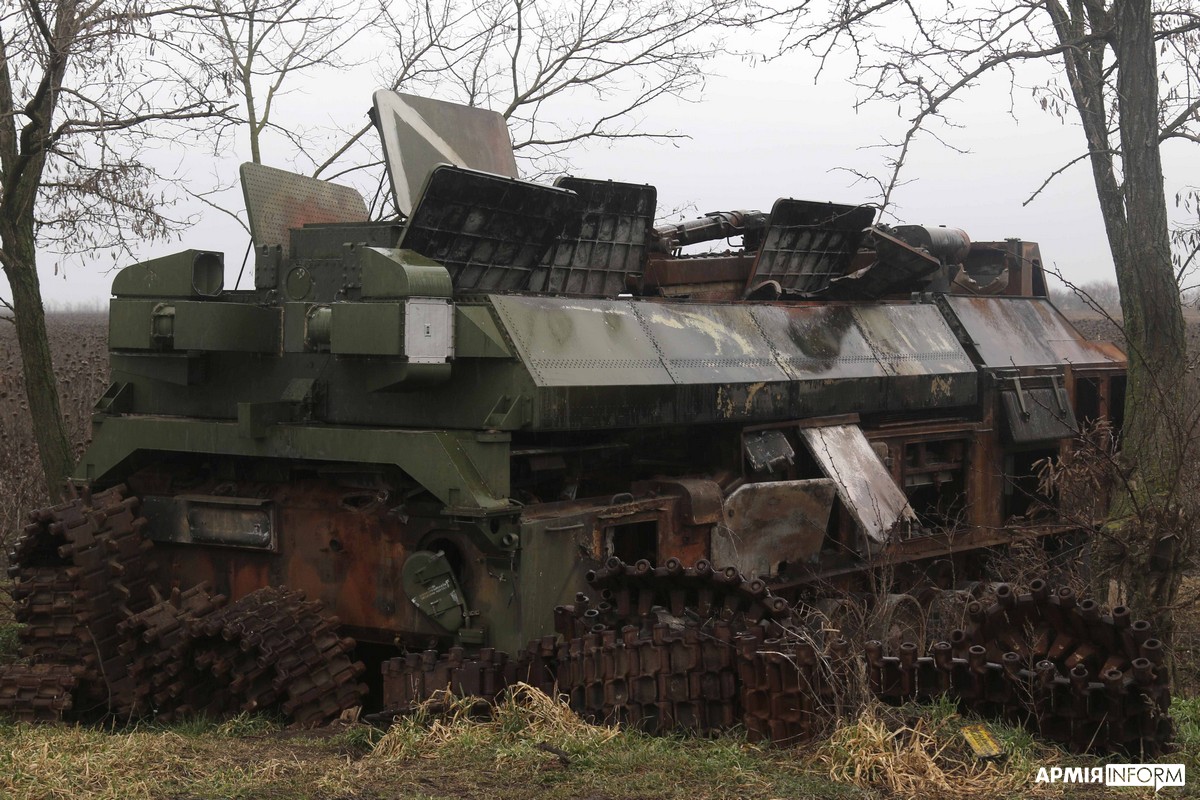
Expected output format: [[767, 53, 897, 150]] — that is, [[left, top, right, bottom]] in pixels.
[[744, 430, 795, 473], [943, 296, 1125, 368], [399, 166, 579, 291], [850, 304, 978, 410], [851, 304, 974, 378], [748, 199, 876, 293], [530, 177, 656, 296], [372, 90, 519, 217], [798, 424, 915, 548], [240, 163, 368, 261], [1000, 385, 1078, 444], [635, 303, 791, 385], [493, 296, 977, 407], [751, 304, 887, 381], [142, 494, 276, 550], [714, 479, 836, 575], [489, 295, 672, 386], [827, 228, 942, 299]]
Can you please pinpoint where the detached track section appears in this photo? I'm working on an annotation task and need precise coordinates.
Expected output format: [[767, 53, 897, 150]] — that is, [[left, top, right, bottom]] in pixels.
[[383, 557, 854, 745], [383, 560, 1175, 756], [867, 580, 1174, 755], [2, 487, 366, 725]]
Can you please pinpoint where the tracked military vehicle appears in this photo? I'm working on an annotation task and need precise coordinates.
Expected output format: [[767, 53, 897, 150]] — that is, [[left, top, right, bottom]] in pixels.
[[3, 92, 1171, 755]]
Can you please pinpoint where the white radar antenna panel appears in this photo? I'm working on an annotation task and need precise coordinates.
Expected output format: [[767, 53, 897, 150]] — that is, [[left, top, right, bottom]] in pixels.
[[373, 90, 519, 217]]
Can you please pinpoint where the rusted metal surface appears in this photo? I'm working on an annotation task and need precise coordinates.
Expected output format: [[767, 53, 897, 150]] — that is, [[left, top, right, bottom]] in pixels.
[[868, 582, 1173, 756], [3, 491, 366, 725], [136, 477, 436, 647], [943, 296, 1125, 368], [798, 424, 916, 548], [382, 557, 842, 744], [639, 253, 753, 300], [0, 664, 78, 722], [380, 566, 1171, 756], [4, 486, 154, 713], [826, 227, 942, 299], [715, 480, 835, 575], [748, 199, 876, 293]]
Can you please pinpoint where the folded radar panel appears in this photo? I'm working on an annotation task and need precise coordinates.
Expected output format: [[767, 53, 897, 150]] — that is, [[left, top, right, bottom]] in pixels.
[[397, 165, 579, 291], [749, 199, 876, 294], [372, 90, 519, 217], [240, 163, 369, 261], [531, 177, 657, 296]]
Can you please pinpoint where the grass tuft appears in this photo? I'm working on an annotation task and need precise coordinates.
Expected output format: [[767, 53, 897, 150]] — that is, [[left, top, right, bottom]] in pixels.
[[811, 701, 1061, 800]]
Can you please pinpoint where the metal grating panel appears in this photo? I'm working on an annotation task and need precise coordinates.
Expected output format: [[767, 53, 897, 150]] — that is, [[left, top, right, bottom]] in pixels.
[[398, 166, 579, 291], [529, 177, 656, 296], [240, 163, 369, 261], [749, 199, 875, 293]]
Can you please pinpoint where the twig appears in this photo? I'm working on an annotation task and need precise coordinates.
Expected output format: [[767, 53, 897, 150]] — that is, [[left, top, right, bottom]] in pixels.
[[535, 741, 571, 766]]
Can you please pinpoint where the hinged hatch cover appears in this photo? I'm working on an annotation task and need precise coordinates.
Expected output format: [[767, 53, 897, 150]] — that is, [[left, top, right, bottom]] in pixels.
[[798, 423, 915, 547]]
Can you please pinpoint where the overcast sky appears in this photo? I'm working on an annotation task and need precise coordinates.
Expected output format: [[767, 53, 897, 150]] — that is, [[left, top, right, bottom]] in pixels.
[[11, 30, 1197, 308]]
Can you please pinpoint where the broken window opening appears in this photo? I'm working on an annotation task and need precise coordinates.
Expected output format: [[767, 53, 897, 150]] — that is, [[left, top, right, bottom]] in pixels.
[[901, 438, 968, 530], [1074, 377, 1102, 425], [1003, 448, 1058, 520], [1109, 375, 1127, 437], [607, 520, 659, 565]]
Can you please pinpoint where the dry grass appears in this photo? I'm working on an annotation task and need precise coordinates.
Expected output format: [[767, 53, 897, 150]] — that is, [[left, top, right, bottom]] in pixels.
[[370, 683, 621, 763], [813, 702, 1057, 800]]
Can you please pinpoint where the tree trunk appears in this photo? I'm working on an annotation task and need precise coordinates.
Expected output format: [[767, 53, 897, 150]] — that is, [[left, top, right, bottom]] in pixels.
[[1, 223, 73, 501], [1095, 0, 1192, 644]]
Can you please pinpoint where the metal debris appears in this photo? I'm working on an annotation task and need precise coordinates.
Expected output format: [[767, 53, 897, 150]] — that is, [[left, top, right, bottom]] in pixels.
[[2, 491, 366, 726]]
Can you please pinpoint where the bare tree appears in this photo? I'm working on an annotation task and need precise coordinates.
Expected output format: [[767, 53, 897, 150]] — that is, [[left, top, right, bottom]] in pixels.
[[201, 0, 375, 166], [309, 0, 742, 210], [0, 0, 229, 498], [772, 0, 1200, 636]]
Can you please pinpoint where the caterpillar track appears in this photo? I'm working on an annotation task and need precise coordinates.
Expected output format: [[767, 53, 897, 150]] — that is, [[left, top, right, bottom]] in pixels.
[[1, 488, 367, 725], [1, 495, 1176, 755], [381, 559, 1175, 755], [866, 580, 1173, 755]]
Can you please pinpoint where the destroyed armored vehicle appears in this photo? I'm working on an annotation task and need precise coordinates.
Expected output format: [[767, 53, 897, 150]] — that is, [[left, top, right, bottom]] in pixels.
[[5, 91, 1169, 756]]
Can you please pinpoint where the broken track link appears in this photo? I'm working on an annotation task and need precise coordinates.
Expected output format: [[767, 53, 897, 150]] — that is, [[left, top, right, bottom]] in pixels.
[[382, 557, 838, 740], [556, 556, 793, 638], [118, 584, 230, 718], [192, 586, 368, 726], [382, 576, 1174, 755], [120, 585, 368, 726], [865, 580, 1173, 756], [382, 617, 850, 745], [0, 664, 78, 723], [4, 485, 154, 715], [5, 489, 366, 726]]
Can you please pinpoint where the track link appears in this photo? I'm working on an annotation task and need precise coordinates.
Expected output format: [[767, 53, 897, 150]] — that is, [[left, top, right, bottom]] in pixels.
[[383, 559, 847, 744], [4, 486, 153, 714], [866, 580, 1173, 755], [0, 664, 78, 722], [382, 566, 1173, 755], [4, 490, 367, 726]]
